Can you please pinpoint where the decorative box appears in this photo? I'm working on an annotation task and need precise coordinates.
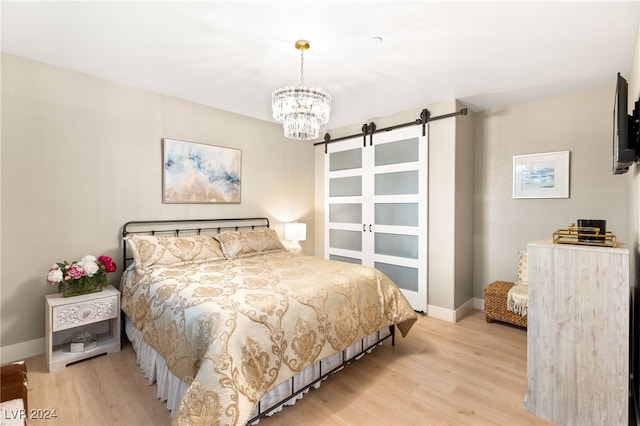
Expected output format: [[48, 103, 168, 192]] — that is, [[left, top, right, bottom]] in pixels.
[[70, 331, 97, 353]]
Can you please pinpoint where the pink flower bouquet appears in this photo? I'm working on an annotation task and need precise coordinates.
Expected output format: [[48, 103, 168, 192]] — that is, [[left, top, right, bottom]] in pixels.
[[46, 254, 117, 297]]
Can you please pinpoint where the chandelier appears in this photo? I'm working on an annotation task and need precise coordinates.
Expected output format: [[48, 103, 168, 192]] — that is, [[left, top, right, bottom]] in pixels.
[[272, 40, 331, 140]]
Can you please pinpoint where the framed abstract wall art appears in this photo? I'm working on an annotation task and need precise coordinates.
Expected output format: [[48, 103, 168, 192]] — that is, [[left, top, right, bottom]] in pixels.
[[513, 151, 570, 199], [162, 138, 241, 203]]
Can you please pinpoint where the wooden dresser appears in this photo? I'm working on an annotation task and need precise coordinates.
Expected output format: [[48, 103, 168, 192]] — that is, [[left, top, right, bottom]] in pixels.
[[526, 238, 629, 425]]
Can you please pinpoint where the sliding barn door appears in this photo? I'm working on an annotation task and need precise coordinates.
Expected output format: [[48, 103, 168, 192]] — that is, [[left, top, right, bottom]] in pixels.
[[325, 126, 428, 312]]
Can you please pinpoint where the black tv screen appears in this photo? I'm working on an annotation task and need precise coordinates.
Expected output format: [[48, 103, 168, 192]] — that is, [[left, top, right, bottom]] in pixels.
[[612, 73, 637, 174]]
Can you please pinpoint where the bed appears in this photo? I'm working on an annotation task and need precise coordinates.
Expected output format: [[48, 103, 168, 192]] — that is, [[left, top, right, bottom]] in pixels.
[[120, 218, 417, 426]]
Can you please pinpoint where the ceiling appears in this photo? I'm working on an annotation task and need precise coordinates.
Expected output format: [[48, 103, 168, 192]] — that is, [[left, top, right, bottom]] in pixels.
[[2, 1, 639, 135]]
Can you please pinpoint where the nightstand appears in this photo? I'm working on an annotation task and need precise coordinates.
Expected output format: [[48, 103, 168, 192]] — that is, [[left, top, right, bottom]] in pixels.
[[45, 285, 121, 372]]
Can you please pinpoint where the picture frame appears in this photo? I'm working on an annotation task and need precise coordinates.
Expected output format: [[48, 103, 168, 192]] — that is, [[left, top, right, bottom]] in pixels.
[[513, 151, 570, 199], [162, 138, 242, 203]]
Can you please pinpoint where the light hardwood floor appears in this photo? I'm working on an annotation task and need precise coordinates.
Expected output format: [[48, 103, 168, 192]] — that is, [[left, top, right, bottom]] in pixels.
[[23, 309, 552, 425]]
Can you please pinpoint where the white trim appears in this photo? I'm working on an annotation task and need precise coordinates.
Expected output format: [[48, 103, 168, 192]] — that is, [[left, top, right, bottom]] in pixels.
[[474, 296, 485, 311], [427, 299, 476, 323], [454, 298, 476, 322], [0, 338, 44, 364], [427, 304, 455, 322]]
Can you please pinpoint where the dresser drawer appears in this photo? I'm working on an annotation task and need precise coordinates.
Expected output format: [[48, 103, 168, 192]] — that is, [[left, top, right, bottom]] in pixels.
[[52, 295, 119, 332]]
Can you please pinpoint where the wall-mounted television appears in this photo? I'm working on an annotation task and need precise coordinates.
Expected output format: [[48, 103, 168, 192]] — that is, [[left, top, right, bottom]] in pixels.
[[612, 72, 640, 175]]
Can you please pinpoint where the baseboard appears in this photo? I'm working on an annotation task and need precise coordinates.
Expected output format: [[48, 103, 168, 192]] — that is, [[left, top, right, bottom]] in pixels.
[[427, 304, 454, 322], [427, 298, 477, 323], [455, 298, 476, 322], [0, 338, 44, 365], [474, 296, 485, 311]]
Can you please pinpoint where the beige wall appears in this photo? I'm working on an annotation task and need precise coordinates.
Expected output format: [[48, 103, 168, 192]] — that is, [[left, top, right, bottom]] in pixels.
[[628, 5, 640, 260], [454, 100, 475, 309], [0, 54, 316, 361], [426, 101, 458, 311], [627, 11, 639, 386], [473, 84, 628, 296]]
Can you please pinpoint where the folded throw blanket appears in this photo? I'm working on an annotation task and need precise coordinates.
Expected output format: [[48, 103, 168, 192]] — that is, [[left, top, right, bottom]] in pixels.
[[507, 283, 528, 317]]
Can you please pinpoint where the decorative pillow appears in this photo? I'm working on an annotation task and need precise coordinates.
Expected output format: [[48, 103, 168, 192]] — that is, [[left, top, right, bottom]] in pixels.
[[214, 228, 286, 260], [516, 250, 528, 286], [124, 234, 225, 273]]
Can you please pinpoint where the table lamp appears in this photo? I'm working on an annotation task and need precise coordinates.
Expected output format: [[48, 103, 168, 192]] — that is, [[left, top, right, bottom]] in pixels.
[[284, 222, 306, 253]]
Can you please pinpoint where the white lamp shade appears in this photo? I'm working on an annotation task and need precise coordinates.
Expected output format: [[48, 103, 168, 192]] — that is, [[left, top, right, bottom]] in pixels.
[[285, 222, 306, 242]]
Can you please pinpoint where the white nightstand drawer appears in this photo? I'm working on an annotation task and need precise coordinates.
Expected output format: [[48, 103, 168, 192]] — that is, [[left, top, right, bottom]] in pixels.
[[52, 295, 118, 332]]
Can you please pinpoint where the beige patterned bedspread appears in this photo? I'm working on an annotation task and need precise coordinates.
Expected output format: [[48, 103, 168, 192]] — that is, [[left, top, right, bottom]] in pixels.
[[121, 251, 417, 426]]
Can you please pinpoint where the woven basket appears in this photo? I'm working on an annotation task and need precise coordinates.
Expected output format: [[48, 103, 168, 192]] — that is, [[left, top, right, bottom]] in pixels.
[[484, 280, 527, 328]]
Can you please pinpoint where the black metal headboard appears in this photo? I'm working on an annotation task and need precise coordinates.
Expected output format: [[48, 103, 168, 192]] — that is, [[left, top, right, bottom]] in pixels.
[[121, 217, 270, 268]]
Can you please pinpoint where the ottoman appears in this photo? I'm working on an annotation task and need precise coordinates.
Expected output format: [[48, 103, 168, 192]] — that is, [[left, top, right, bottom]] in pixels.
[[484, 280, 527, 328]]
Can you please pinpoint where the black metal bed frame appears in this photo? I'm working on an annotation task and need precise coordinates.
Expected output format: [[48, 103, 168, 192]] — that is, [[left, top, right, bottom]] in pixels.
[[120, 217, 396, 424]]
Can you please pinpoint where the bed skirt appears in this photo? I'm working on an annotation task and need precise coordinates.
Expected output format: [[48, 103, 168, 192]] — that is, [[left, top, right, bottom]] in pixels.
[[125, 315, 391, 423]]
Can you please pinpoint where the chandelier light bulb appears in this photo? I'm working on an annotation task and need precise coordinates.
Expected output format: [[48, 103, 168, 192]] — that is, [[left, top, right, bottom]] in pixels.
[[272, 40, 331, 140]]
